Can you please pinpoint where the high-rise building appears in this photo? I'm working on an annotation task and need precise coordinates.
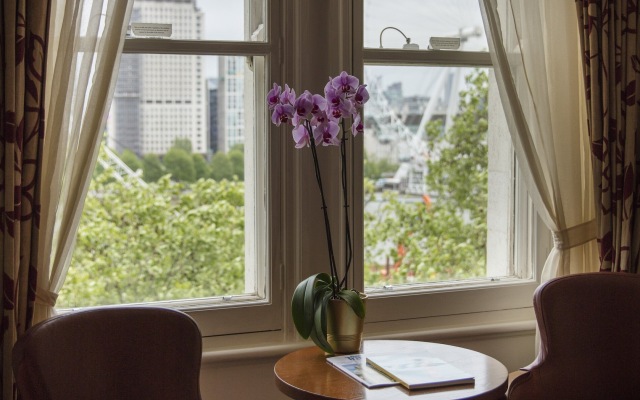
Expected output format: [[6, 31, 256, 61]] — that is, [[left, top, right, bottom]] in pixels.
[[108, 0, 207, 155], [207, 78, 219, 154], [217, 56, 245, 153]]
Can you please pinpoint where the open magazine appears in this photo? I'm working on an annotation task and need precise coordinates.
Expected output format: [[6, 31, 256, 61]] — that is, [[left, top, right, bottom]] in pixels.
[[326, 354, 399, 388]]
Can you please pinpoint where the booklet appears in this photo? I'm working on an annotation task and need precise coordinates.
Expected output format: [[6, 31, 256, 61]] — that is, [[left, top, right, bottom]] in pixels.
[[365, 354, 475, 390], [326, 354, 399, 388]]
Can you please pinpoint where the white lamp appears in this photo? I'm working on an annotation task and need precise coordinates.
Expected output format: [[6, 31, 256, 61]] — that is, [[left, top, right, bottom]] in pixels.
[[379, 27, 419, 50]]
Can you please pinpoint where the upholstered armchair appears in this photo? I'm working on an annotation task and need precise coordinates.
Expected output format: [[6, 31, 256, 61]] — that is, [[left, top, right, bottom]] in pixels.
[[508, 272, 640, 399]]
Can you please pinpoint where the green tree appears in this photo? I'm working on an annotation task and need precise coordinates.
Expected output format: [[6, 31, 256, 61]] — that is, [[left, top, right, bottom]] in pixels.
[[228, 147, 244, 181], [173, 137, 193, 153], [164, 147, 196, 182], [58, 167, 246, 308], [209, 151, 234, 181], [364, 70, 489, 286], [192, 153, 210, 180], [363, 152, 398, 180], [142, 154, 166, 182], [120, 149, 142, 172]]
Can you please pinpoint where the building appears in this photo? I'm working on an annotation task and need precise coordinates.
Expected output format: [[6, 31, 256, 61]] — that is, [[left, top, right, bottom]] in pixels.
[[207, 78, 219, 154], [108, 0, 208, 155], [216, 56, 245, 153]]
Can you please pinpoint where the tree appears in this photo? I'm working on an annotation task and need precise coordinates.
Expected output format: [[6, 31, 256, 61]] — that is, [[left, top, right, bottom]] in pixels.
[[209, 151, 234, 181], [58, 168, 246, 308], [164, 147, 196, 182], [192, 153, 210, 180], [364, 70, 489, 286], [173, 137, 193, 153], [228, 147, 244, 181], [120, 149, 142, 172], [142, 154, 166, 182]]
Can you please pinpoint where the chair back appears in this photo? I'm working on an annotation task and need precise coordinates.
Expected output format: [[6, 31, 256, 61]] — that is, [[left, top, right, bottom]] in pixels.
[[508, 272, 640, 400], [13, 306, 202, 400]]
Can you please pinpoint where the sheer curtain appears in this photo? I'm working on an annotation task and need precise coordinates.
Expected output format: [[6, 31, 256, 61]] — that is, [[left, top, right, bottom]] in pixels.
[[34, 0, 133, 322], [480, 0, 599, 281]]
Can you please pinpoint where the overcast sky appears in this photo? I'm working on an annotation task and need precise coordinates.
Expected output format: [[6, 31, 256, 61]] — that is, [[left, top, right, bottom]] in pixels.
[[191, 0, 487, 96]]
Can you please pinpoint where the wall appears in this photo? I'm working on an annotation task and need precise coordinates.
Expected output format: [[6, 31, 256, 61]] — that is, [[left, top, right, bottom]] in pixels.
[[199, 324, 536, 399]]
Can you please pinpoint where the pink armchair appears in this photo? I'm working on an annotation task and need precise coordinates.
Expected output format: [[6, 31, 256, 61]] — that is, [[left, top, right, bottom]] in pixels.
[[13, 306, 202, 400], [508, 272, 640, 399]]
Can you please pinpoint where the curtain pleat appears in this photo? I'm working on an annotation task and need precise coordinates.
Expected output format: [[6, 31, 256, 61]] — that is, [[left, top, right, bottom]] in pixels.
[[576, 0, 640, 273], [480, 0, 599, 281], [0, 0, 50, 398]]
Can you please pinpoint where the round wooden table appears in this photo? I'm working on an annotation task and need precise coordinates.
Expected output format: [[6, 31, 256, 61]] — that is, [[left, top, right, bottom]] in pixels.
[[274, 340, 508, 400]]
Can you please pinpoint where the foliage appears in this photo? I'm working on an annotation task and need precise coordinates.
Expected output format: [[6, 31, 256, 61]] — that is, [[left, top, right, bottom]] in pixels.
[[58, 169, 245, 308], [192, 153, 210, 180], [363, 152, 398, 180], [209, 151, 235, 181], [164, 147, 196, 182], [142, 154, 165, 183], [363, 69, 489, 286], [120, 149, 142, 172]]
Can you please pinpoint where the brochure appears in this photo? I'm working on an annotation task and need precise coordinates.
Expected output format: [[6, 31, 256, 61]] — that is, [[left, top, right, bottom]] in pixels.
[[365, 354, 475, 390], [326, 354, 399, 388]]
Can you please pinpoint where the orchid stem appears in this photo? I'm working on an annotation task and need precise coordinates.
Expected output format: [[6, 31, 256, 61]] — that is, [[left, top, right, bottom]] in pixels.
[[306, 121, 339, 296]]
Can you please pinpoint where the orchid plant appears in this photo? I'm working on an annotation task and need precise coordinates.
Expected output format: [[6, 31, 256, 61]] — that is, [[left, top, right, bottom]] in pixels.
[[268, 72, 370, 354]]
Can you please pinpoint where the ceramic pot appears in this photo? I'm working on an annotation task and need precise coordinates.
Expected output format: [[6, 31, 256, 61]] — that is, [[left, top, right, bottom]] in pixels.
[[326, 293, 367, 354]]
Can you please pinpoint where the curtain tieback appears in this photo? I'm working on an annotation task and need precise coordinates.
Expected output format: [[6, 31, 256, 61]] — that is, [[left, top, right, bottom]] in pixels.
[[552, 219, 597, 250], [36, 288, 58, 307]]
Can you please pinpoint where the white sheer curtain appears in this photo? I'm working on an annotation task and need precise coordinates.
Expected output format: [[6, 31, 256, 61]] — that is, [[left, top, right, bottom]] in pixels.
[[480, 0, 599, 281], [34, 0, 133, 322]]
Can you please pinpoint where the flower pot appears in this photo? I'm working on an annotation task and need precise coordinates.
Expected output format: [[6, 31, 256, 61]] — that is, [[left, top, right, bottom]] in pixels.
[[326, 293, 367, 354]]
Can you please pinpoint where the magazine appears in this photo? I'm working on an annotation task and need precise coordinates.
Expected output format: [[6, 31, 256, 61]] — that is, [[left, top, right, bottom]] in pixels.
[[326, 354, 399, 388], [365, 354, 475, 390]]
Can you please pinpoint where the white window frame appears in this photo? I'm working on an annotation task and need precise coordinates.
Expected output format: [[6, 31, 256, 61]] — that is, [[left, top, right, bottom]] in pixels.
[[95, 0, 284, 338], [350, 0, 546, 328]]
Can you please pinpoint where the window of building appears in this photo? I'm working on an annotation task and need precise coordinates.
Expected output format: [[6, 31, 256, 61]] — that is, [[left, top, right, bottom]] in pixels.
[[57, 0, 279, 338]]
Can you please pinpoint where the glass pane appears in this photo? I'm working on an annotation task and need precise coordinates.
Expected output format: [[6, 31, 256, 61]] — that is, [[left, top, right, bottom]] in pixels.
[[127, 0, 266, 42], [363, 65, 512, 289], [57, 55, 261, 308], [364, 0, 488, 51]]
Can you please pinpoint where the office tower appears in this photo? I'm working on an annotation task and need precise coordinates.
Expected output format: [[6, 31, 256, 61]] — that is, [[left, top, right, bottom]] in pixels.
[[217, 56, 245, 153], [207, 78, 219, 154], [108, 0, 208, 155]]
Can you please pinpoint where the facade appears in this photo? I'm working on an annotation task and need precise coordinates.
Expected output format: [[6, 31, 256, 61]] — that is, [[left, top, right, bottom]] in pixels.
[[108, 0, 208, 155], [207, 78, 219, 154], [217, 56, 245, 153]]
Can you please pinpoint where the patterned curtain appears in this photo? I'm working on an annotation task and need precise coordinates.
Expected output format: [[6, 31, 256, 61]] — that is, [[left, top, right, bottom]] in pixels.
[[0, 0, 50, 398], [576, 0, 640, 272]]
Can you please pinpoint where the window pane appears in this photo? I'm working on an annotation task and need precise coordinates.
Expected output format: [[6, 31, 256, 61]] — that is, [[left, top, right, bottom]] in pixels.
[[364, 0, 488, 51], [128, 0, 266, 42], [57, 55, 262, 308], [363, 65, 512, 289]]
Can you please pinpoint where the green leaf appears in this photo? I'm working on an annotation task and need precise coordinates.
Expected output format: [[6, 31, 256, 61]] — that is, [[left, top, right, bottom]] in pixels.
[[309, 291, 333, 354], [291, 273, 332, 340], [337, 289, 366, 319]]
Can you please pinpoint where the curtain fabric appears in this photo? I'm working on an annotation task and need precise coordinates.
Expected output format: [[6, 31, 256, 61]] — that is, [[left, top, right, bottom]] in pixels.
[[34, 0, 132, 322], [480, 0, 599, 280], [0, 0, 50, 398], [576, 1, 640, 273]]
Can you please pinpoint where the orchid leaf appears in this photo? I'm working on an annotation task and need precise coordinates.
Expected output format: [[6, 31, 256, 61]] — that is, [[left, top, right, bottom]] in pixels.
[[309, 291, 333, 354], [291, 273, 332, 339], [337, 289, 366, 319]]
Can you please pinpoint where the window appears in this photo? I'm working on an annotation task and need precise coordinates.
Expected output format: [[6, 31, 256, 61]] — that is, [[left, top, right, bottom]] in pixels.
[[356, 0, 543, 326], [58, 0, 282, 337]]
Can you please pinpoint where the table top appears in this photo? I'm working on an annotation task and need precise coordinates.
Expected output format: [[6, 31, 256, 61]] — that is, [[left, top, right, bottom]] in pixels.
[[274, 340, 508, 400]]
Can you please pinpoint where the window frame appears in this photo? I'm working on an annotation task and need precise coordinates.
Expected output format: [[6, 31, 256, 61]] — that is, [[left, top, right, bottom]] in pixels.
[[68, 0, 285, 338], [351, 0, 545, 326]]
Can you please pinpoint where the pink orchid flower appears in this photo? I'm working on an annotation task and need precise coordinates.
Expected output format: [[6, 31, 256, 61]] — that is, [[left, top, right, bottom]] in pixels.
[[313, 121, 340, 146], [352, 85, 370, 109], [267, 83, 282, 109], [331, 71, 359, 95], [271, 103, 295, 126], [279, 84, 296, 105], [292, 124, 310, 148], [351, 113, 364, 136]]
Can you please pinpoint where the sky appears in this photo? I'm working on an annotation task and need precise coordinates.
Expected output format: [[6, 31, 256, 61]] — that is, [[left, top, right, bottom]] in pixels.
[[191, 0, 487, 97]]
